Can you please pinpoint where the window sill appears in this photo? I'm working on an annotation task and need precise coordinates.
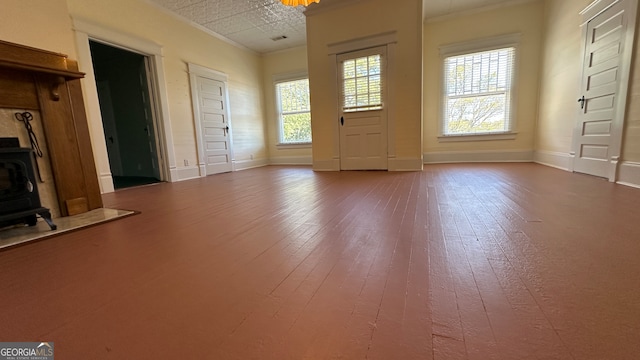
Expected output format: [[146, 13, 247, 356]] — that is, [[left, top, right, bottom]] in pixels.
[[438, 132, 517, 142], [277, 143, 312, 149]]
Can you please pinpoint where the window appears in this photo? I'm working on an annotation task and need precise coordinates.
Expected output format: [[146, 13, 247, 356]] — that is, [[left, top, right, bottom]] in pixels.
[[341, 54, 383, 112], [276, 78, 312, 144], [442, 46, 515, 136]]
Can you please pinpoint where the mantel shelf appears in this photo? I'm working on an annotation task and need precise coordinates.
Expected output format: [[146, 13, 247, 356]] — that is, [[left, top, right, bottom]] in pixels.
[[0, 60, 84, 79], [0, 40, 84, 79]]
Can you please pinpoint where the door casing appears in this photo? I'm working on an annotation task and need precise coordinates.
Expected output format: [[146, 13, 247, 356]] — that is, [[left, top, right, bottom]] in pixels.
[[188, 63, 235, 176], [73, 18, 176, 192], [572, 0, 638, 181], [327, 32, 398, 171], [337, 46, 388, 170]]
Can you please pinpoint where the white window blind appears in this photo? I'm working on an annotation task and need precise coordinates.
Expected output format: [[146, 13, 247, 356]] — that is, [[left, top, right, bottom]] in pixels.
[[341, 54, 383, 112], [276, 78, 312, 144], [443, 47, 515, 136]]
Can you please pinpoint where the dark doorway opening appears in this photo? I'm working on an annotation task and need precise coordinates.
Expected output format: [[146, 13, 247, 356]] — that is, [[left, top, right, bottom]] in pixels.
[[89, 41, 162, 190]]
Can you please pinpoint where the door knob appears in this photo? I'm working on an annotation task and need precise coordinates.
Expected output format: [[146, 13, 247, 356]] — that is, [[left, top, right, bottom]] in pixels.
[[340, 116, 344, 126], [578, 96, 586, 109]]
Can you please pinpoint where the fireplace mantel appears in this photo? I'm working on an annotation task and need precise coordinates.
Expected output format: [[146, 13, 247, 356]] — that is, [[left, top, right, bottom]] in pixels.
[[0, 40, 102, 216]]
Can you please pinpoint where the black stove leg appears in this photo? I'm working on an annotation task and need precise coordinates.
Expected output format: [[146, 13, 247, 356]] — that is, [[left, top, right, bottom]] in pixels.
[[39, 211, 57, 231]]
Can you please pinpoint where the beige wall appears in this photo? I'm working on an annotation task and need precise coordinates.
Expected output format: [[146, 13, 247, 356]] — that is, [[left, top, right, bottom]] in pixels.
[[66, 0, 267, 184], [423, 1, 544, 159], [306, 0, 423, 170], [261, 46, 312, 164], [0, 0, 77, 58], [536, 0, 591, 156]]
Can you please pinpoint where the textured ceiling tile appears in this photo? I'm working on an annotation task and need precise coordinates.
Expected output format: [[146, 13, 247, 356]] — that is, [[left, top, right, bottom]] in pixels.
[[204, 15, 255, 35], [149, 0, 525, 53], [225, 27, 266, 44], [174, 1, 220, 24], [153, 0, 205, 11]]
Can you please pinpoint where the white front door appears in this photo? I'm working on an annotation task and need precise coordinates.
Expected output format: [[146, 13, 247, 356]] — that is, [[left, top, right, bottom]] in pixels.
[[194, 75, 233, 175], [338, 46, 388, 170], [573, 0, 636, 180]]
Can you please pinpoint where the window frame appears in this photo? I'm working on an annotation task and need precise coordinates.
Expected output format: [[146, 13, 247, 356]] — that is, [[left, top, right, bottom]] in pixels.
[[274, 72, 312, 147], [438, 34, 521, 141], [339, 50, 385, 113]]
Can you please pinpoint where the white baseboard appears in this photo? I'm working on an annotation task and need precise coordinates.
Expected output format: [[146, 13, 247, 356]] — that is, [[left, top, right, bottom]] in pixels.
[[424, 149, 534, 164], [175, 166, 201, 181], [234, 158, 269, 171], [389, 157, 423, 171], [617, 161, 640, 189], [534, 150, 573, 171], [270, 156, 313, 166], [98, 172, 115, 194], [313, 158, 340, 171]]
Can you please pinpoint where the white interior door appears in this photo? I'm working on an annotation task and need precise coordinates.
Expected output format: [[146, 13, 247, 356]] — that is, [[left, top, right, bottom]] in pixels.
[[195, 75, 233, 175], [573, 0, 636, 180], [338, 46, 388, 170], [140, 58, 161, 180]]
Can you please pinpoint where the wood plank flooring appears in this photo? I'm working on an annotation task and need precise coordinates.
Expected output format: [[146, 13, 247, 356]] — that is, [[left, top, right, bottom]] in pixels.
[[0, 163, 639, 359]]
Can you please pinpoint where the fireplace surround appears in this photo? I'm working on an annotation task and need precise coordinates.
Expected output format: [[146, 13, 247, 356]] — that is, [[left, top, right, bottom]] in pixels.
[[0, 40, 102, 219]]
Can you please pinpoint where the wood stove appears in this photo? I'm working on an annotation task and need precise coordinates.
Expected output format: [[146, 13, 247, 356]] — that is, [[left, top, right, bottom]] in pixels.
[[0, 146, 56, 230]]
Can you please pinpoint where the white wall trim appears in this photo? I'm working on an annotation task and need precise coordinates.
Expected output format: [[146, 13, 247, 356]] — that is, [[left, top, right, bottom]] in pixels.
[[98, 172, 115, 194], [175, 166, 201, 181], [424, 0, 539, 23], [439, 33, 521, 57], [389, 157, 423, 171], [534, 150, 573, 171], [313, 159, 341, 171], [234, 158, 269, 171], [327, 31, 397, 55], [270, 156, 313, 166], [72, 17, 178, 190], [273, 70, 308, 83], [424, 149, 534, 164], [73, 18, 162, 55], [188, 63, 228, 82], [580, 0, 621, 25], [617, 161, 640, 188]]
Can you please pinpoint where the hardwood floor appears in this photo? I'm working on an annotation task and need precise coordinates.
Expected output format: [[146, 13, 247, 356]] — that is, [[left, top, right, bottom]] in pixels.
[[1, 163, 639, 359]]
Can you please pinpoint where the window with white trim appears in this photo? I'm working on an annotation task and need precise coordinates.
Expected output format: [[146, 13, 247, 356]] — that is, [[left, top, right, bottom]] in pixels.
[[442, 46, 515, 136], [275, 78, 312, 144], [341, 54, 383, 112]]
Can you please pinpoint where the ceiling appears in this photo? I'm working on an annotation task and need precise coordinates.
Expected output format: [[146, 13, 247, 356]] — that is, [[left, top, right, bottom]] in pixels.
[[147, 0, 527, 54]]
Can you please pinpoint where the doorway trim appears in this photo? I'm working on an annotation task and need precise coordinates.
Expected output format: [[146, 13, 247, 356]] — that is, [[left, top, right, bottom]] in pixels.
[[571, 0, 638, 181], [188, 63, 235, 176], [71, 17, 177, 192], [326, 31, 397, 171]]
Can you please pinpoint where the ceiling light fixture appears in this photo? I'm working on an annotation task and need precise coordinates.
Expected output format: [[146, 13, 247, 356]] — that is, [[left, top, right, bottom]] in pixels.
[[280, 0, 320, 6]]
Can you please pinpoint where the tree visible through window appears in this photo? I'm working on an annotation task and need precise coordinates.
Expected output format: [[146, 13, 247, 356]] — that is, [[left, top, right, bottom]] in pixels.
[[443, 47, 515, 135], [276, 78, 312, 144]]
